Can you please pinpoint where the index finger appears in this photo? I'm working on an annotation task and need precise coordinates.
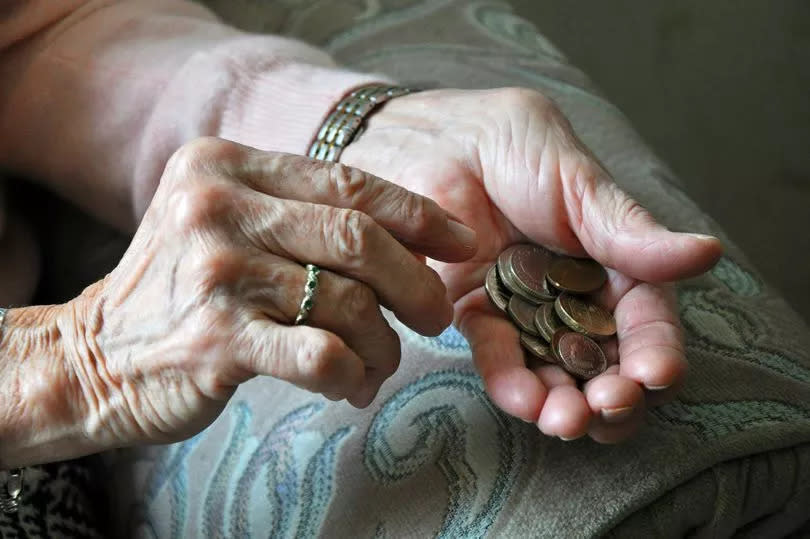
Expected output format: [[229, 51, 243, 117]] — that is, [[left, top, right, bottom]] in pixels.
[[234, 146, 478, 263], [456, 288, 547, 422]]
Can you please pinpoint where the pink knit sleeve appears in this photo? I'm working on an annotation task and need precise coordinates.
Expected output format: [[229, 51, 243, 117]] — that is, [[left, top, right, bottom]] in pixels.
[[0, 0, 392, 229]]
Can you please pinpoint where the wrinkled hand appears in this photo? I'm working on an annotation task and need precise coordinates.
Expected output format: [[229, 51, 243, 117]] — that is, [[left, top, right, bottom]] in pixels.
[[61, 138, 475, 448], [341, 88, 723, 443]]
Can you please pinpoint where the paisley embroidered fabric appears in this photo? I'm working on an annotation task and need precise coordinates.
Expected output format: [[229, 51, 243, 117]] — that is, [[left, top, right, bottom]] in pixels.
[[25, 0, 810, 537]]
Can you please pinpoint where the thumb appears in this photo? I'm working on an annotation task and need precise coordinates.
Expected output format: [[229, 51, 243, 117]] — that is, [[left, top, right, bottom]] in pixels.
[[566, 172, 723, 282]]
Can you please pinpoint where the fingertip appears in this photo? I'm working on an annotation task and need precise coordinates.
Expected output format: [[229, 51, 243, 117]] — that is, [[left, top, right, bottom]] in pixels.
[[537, 385, 590, 439], [583, 374, 644, 418], [416, 297, 454, 337], [348, 396, 372, 409], [601, 230, 724, 283], [587, 403, 646, 444], [484, 365, 547, 422], [410, 214, 478, 263], [460, 302, 547, 421], [348, 371, 381, 409], [644, 375, 687, 407], [653, 231, 724, 281], [620, 345, 688, 392], [398, 280, 454, 337], [684, 233, 723, 248], [681, 232, 724, 273]]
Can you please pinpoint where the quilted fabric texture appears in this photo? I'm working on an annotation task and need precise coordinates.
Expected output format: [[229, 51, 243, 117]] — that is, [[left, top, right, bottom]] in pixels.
[[0, 459, 106, 538], [100, 1, 810, 537]]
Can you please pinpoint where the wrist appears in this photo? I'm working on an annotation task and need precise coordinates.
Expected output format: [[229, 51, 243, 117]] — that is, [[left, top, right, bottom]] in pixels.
[[216, 64, 395, 158], [307, 84, 419, 163], [0, 300, 98, 468]]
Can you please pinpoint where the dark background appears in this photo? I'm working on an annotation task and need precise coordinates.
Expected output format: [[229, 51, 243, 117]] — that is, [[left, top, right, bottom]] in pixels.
[[510, 0, 810, 323]]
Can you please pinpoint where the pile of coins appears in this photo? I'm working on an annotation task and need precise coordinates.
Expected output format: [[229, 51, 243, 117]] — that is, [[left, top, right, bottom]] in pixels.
[[484, 244, 616, 380]]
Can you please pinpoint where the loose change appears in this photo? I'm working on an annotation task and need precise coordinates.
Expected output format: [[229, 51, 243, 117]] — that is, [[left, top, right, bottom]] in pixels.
[[484, 244, 616, 380]]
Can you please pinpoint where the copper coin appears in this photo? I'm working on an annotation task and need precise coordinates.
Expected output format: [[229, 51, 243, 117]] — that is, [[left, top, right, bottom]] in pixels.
[[498, 259, 538, 303], [496, 245, 519, 285], [551, 330, 607, 380], [498, 249, 543, 304], [554, 294, 616, 339], [507, 296, 541, 336], [520, 332, 555, 362], [546, 257, 607, 294], [503, 244, 557, 302], [484, 265, 511, 312], [533, 301, 565, 342], [497, 246, 530, 299]]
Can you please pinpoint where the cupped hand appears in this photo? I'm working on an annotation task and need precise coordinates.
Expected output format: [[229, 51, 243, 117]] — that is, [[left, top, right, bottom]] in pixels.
[[340, 88, 724, 443], [63, 137, 475, 448]]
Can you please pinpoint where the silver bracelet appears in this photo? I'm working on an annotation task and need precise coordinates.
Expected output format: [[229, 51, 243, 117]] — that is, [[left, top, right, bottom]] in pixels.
[[0, 469, 23, 515], [0, 307, 24, 515], [307, 84, 418, 163]]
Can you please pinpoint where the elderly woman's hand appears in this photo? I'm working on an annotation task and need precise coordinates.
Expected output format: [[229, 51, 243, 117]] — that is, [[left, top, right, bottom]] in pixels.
[[2, 138, 477, 462], [340, 88, 724, 443]]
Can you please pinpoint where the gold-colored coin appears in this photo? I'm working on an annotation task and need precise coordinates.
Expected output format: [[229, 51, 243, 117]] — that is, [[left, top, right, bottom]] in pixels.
[[498, 259, 539, 304], [484, 265, 510, 313], [533, 302, 565, 342], [554, 293, 616, 339], [497, 246, 532, 301], [496, 245, 519, 282], [551, 329, 607, 380], [499, 244, 557, 303], [520, 332, 555, 362], [546, 257, 607, 294], [508, 296, 541, 336]]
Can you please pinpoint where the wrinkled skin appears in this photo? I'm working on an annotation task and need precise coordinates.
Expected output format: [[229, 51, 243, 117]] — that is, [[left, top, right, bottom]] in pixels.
[[341, 88, 723, 442], [2, 88, 723, 466], [13, 139, 477, 456]]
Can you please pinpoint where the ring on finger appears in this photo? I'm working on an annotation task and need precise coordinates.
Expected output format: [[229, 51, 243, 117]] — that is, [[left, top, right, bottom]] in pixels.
[[294, 264, 321, 325]]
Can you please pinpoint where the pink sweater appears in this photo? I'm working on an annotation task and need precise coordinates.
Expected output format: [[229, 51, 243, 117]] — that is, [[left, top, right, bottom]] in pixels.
[[0, 1, 388, 229]]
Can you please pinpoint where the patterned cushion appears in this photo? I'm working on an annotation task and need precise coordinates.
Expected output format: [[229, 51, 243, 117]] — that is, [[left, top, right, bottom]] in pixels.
[[99, 1, 810, 537], [0, 460, 106, 538]]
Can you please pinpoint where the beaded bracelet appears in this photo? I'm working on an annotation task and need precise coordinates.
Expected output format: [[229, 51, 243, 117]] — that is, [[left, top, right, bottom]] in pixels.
[[0, 307, 23, 515], [307, 84, 418, 163]]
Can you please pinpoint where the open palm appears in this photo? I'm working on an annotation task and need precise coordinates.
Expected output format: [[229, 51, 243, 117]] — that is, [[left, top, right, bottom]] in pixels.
[[341, 88, 722, 442]]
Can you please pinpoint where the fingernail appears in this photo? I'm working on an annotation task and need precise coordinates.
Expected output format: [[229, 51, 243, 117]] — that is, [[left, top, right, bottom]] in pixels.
[[558, 433, 584, 442], [601, 406, 634, 423], [447, 219, 477, 250], [645, 383, 671, 391], [686, 233, 719, 242]]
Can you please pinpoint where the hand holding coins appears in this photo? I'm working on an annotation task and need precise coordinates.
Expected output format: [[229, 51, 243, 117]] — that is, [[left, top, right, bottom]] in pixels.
[[485, 244, 615, 380], [339, 87, 724, 441]]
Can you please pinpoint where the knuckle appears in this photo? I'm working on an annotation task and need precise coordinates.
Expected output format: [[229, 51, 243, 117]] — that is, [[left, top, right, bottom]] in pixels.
[[168, 137, 241, 174], [397, 192, 436, 236], [496, 87, 552, 112], [299, 333, 342, 381], [325, 162, 370, 203], [617, 194, 655, 230], [329, 208, 375, 263], [170, 182, 234, 232], [343, 282, 379, 320], [495, 87, 573, 134], [191, 250, 245, 294]]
